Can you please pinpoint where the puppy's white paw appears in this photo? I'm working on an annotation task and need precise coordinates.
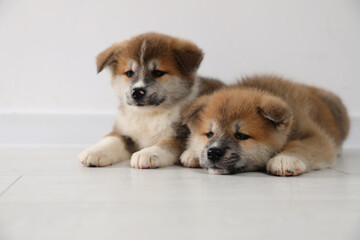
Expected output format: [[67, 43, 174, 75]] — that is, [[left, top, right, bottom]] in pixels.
[[78, 148, 114, 167], [131, 146, 175, 169], [180, 150, 200, 168], [267, 154, 307, 176], [78, 136, 130, 167]]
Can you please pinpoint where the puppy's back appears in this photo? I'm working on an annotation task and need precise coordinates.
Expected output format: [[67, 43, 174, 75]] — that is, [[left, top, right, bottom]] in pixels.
[[313, 88, 350, 143], [198, 76, 226, 96], [237, 75, 349, 147]]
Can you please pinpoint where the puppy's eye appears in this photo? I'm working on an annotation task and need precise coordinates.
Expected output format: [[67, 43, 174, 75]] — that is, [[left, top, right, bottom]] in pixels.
[[234, 132, 250, 140], [125, 70, 134, 78], [152, 70, 166, 78], [206, 132, 214, 138]]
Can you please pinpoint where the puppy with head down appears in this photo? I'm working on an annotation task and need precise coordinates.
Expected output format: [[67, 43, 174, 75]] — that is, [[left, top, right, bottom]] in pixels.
[[78, 33, 224, 168], [181, 75, 350, 176]]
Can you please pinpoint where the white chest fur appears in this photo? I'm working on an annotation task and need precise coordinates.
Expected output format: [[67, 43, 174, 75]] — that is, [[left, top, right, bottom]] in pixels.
[[115, 104, 182, 148], [114, 77, 200, 149]]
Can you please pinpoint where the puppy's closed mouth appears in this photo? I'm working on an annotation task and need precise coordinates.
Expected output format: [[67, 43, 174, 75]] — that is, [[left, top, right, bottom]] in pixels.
[[133, 101, 164, 107], [134, 103, 145, 107], [148, 97, 166, 106], [127, 97, 166, 107]]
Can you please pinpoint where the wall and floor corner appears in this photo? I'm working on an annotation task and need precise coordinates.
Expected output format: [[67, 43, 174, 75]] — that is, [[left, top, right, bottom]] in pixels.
[[0, 112, 359, 148]]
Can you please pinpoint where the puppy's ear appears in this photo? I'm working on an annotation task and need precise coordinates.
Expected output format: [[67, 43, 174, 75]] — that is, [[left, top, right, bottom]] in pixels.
[[174, 40, 204, 73], [181, 95, 210, 125], [258, 95, 293, 130], [96, 42, 125, 73]]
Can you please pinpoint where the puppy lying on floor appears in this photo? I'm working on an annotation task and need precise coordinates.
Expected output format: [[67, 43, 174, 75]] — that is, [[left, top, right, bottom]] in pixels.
[[78, 33, 224, 168], [181, 75, 350, 176]]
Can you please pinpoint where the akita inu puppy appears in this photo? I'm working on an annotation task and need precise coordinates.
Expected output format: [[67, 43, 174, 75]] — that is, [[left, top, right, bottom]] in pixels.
[[78, 33, 224, 168], [181, 75, 350, 176]]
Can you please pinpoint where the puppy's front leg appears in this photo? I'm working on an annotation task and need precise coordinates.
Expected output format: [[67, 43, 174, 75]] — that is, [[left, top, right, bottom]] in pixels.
[[179, 135, 203, 168], [131, 138, 185, 169], [266, 131, 337, 176], [78, 131, 131, 167]]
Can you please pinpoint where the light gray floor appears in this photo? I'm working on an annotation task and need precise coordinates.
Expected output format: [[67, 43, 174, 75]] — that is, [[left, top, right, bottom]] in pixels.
[[0, 146, 359, 240]]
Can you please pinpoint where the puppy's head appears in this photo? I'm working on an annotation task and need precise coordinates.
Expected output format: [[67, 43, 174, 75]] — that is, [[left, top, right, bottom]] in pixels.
[[97, 33, 203, 108], [182, 88, 293, 174]]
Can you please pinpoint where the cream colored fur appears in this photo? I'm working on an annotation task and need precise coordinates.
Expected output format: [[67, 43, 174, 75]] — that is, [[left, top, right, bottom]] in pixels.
[[180, 135, 203, 167], [78, 136, 131, 167]]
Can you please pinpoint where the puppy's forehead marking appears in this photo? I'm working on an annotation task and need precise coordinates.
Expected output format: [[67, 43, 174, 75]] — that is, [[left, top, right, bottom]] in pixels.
[[234, 122, 242, 132], [128, 60, 138, 70], [148, 60, 158, 70], [209, 122, 217, 131], [139, 40, 147, 66]]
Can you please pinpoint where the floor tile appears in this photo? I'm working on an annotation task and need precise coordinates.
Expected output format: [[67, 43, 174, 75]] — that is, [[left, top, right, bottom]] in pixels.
[[334, 148, 360, 174], [0, 176, 21, 195], [0, 146, 359, 240], [0, 201, 359, 240], [0, 170, 359, 203]]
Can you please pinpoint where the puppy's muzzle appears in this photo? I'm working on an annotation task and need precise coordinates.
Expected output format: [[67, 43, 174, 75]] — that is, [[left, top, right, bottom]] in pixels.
[[131, 88, 146, 101], [207, 148, 225, 162]]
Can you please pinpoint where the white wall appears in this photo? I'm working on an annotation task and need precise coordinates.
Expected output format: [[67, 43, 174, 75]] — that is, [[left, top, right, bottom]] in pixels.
[[1, 0, 360, 114], [0, 0, 359, 145]]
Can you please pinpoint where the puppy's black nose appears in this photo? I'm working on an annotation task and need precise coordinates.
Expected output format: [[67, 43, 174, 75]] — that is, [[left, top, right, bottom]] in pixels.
[[207, 148, 225, 162], [131, 88, 146, 100]]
